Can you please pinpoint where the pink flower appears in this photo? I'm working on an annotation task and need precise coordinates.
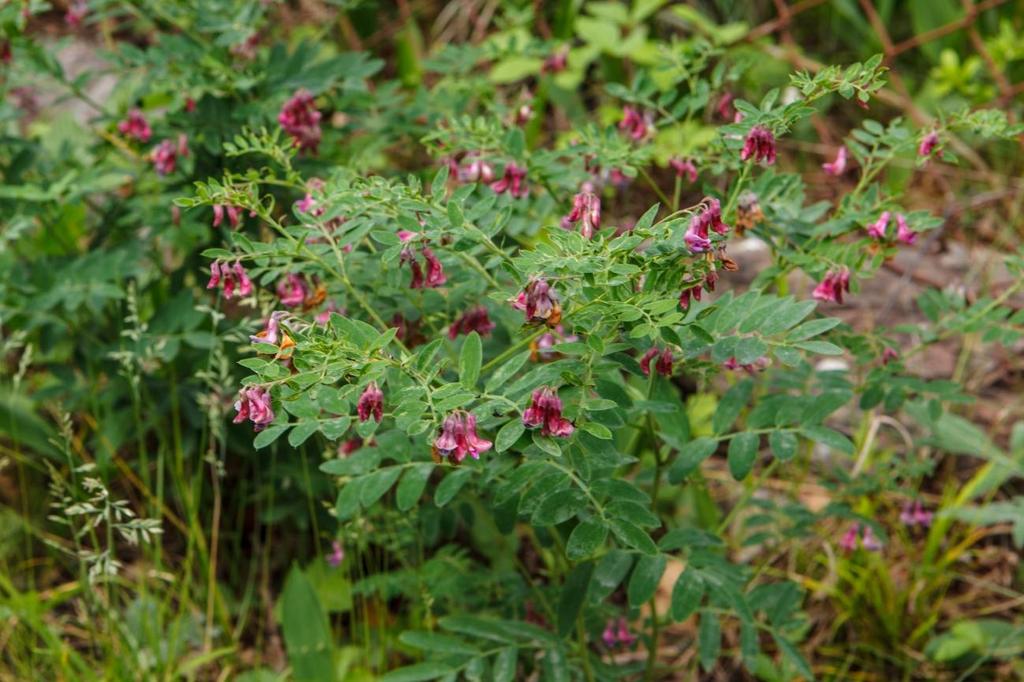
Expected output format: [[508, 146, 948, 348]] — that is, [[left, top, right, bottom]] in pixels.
[[669, 158, 698, 183], [678, 279, 703, 310], [723, 356, 770, 373], [433, 412, 492, 463], [522, 387, 574, 438], [326, 541, 344, 568], [601, 621, 617, 648], [449, 306, 495, 340], [512, 278, 562, 327], [277, 273, 310, 307], [65, 0, 87, 27], [640, 347, 673, 377], [295, 193, 318, 214], [602, 618, 636, 648], [812, 268, 851, 304], [207, 260, 252, 299], [250, 311, 286, 346], [608, 168, 631, 189], [822, 146, 848, 176], [315, 301, 343, 325], [741, 125, 776, 164], [716, 93, 735, 121], [212, 204, 243, 229], [490, 163, 529, 198], [895, 214, 916, 245], [233, 386, 275, 431], [422, 248, 447, 287], [339, 437, 364, 455], [401, 247, 446, 289], [151, 135, 188, 175], [839, 523, 882, 552], [542, 47, 568, 74], [839, 525, 859, 552], [117, 109, 151, 143], [457, 152, 495, 184], [357, 382, 384, 423], [684, 198, 730, 254], [867, 211, 890, 240], [881, 347, 899, 365], [918, 131, 940, 158], [900, 501, 933, 528], [861, 526, 883, 551], [562, 192, 601, 238], [278, 89, 322, 153], [619, 106, 652, 141]]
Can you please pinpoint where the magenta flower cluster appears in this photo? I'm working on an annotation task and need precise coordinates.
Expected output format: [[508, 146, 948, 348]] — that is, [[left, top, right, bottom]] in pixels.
[[433, 412, 493, 463], [522, 386, 574, 438]]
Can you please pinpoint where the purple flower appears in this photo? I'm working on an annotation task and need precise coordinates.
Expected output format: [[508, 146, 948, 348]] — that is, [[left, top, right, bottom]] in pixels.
[[511, 278, 562, 327], [918, 131, 940, 158], [542, 47, 568, 74], [250, 311, 287, 346], [278, 89, 322, 153], [457, 152, 495, 184], [684, 198, 730, 254], [678, 278, 703, 310], [882, 347, 899, 365], [449, 306, 495, 340], [65, 0, 88, 27], [822, 146, 848, 176], [522, 387, 574, 438], [867, 211, 890, 240], [602, 617, 636, 648], [233, 386, 275, 430], [326, 540, 345, 568], [212, 204, 243, 229], [490, 163, 529, 198], [723, 356, 770, 373], [117, 109, 151, 143], [207, 260, 252, 299], [839, 523, 882, 552], [640, 347, 673, 377], [357, 382, 384, 423], [741, 125, 776, 164], [669, 158, 698, 183], [895, 213, 916, 245], [812, 268, 851, 304], [563, 192, 601, 239], [401, 246, 446, 289], [422, 248, 447, 287], [150, 135, 188, 175], [433, 412, 492, 463], [900, 501, 933, 528]]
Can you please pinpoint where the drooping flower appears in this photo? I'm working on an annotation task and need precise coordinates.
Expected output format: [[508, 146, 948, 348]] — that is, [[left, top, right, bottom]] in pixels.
[[65, 0, 88, 27], [326, 540, 345, 568], [150, 135, 188, 175], [542, 46, 569, 74], [741, 125, 776, 164], [669, 157, 698, 183], [339, 437, 365, 456], [522, 386, 574, 438], [250, 311, 288, 346], [839, 523, 882, 552], [918, 131, 940, 159], [867, 211, 890, 240], [278, 89, 322, 153], [457, 152, 494, 184], [562, 192, 601, 238], [839, 525, 859, 552], [812, 268, 851, 304], [900, 501, 933, 528], [212, 204, 243, 229], [822, 146, 848, 176], [433, 412, 492, 463], [357, 382, 384, 423], [716, 92, 735, 121], [619, 106, 652, 141], [678, 276, 704, 310], [233, 386, 275, 431], [881, 347, 899, 365], [895, 213, 916, 245], [206, 260, 252, 299], [117, 109, 151, 143], [401, 246, 446, 289], [602, 618, 636, 648], [490, 163, 529, 198], [277, 273, 310, 307], [640, 347, 674, 377], [684, 198, 730, 254], [422, 248, 447, 287], [529, 325, 578, 362], [511, 278, 562, 327], [723, 356, 770, 373], [861, 525, 883, 551], [448, 306, 495, 340]]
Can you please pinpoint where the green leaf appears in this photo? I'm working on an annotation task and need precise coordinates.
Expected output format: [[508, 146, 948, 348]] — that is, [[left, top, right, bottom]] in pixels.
[[288, 421, 319, 448], [670, 570, 705, 622], [532, 489, 587, 526], [460, 332, 482, 389], [281, 565, 334, 682], [713, 380, 753, 434], [359, 467, 403, 507], [396, 464, 432, 511], [794, 340, 844, 356], [787, 317, 841, 341], [800, 425, 854, 455], [610, 519, 658, 554], [485, 351, 530, 393], [667, 438, 719, 482], [591, 550, 634, 603], [495, 419, 526, 453], [581, 422, 612, 439], [627, 554, 667, 607], [727, 433, 758, 480], [253, 424, 289, 450], [381, 663, 455, 682], [435, 467, 473, 507], [769, 430, 798, 461], [399, 631, 479, 655], [698, 611, 721, 672], [492, 648, 517, 682], [635, 203, 660, 231], [447, 200, 464, 228], [532, 432, 563, 457], [334, 483, 361, 521], [431, 165, 449, 197], [773, 634, 814, 680], [557, 562, 594, 637], [566, 519, 608, 560]]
